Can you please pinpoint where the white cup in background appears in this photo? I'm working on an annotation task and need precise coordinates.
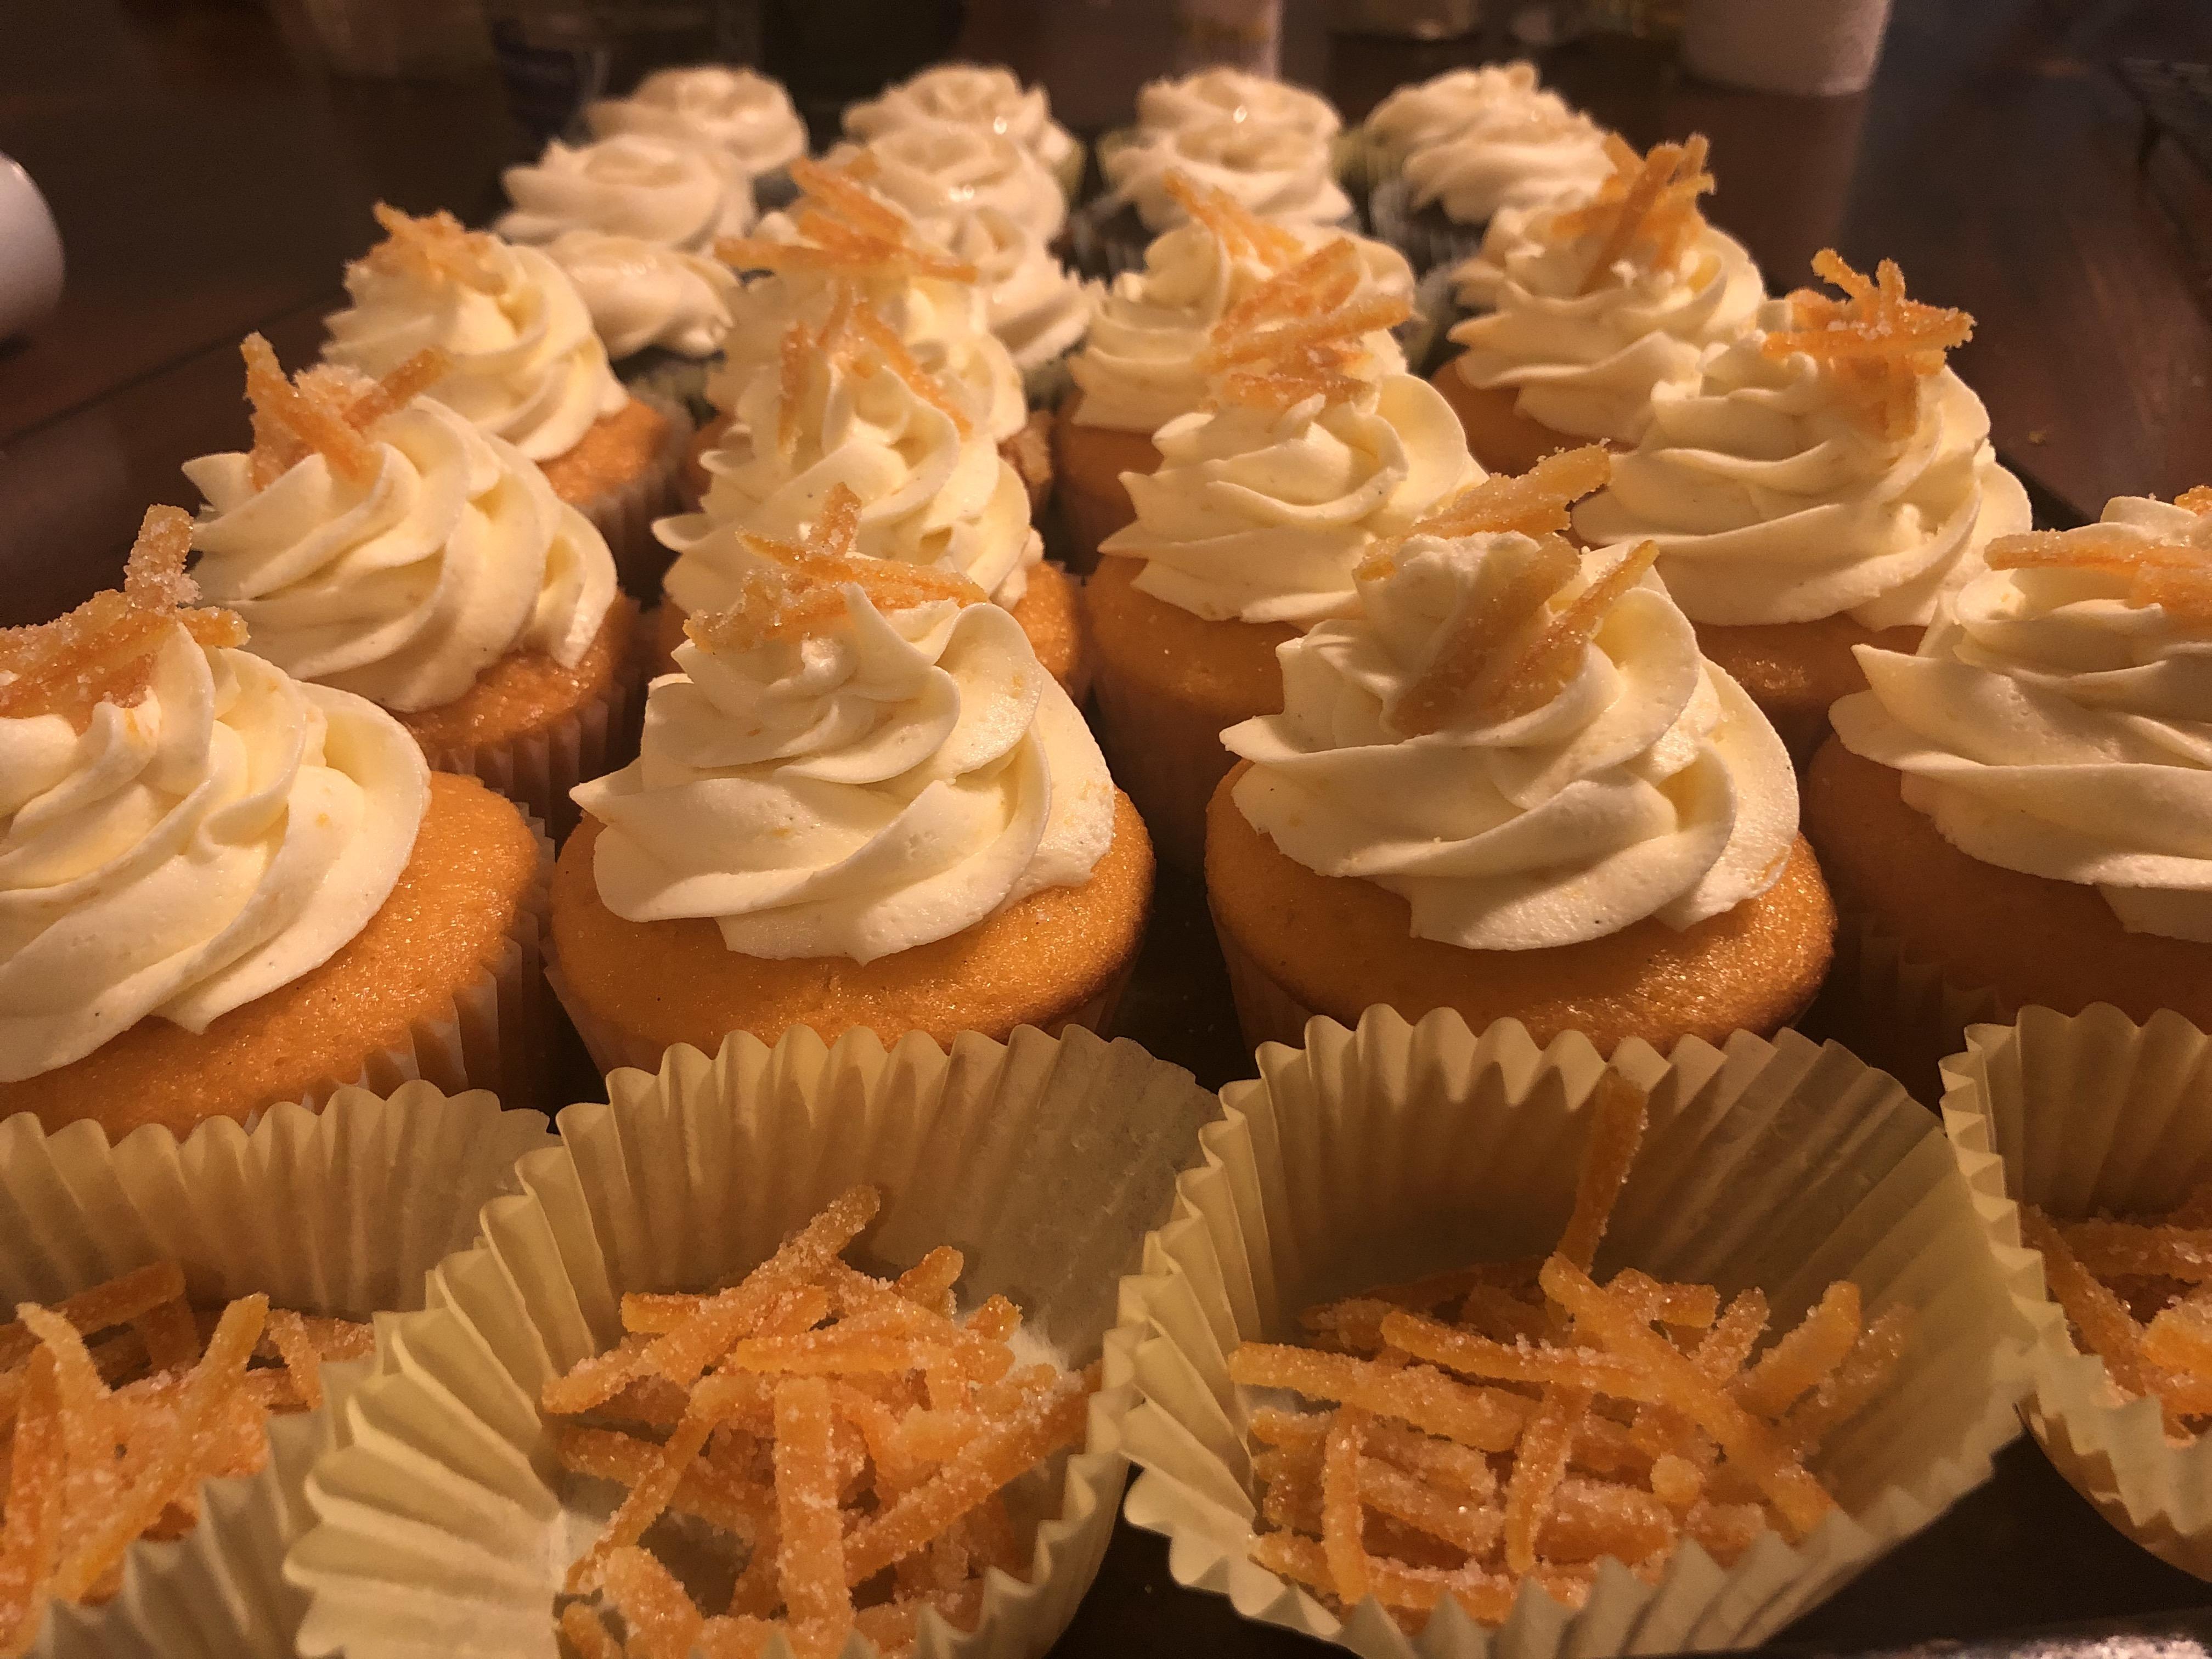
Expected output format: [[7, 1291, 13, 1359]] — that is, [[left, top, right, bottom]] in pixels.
[[0, 155, 64, 342], [1684, 0, 1897, 97]]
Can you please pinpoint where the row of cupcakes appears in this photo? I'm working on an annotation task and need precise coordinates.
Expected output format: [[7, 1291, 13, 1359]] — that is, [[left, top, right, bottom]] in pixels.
[[25, 1003, 2212, 1657]]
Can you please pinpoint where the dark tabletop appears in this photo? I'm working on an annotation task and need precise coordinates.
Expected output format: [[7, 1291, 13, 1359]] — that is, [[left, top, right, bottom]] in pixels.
[[5, 0, 2212, 1651]]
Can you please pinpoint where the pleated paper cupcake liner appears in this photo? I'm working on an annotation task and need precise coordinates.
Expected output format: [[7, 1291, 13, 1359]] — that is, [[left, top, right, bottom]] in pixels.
[[576, 389, 695, 600], [1938, 1004, 2212, 1578], [614, 348, 719, 428], [2, 1082, 561, 1656], [1805, 913, 2006, 1108], [284, 1024, 1223, 1659], [1097, 1007, 2037, 1659]]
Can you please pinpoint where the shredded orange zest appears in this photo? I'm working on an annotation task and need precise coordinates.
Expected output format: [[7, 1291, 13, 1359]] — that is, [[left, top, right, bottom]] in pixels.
[[1163, 170, 1307, 269], [362, 202, 503, 293], [1359, 447, 1612, 581], [2178, 486, 2212, 516], [0, 507, 246, 730], [773, 288, 974, 458], [716, 157, 977, 285], [241, 334, 449, 489], [1544, 133, 1716, 296], [1762, 250, 1973, 443], [1987, 514, 2212, 627], [682, 484, 985, 654], [1202, 240, 1410, 414]]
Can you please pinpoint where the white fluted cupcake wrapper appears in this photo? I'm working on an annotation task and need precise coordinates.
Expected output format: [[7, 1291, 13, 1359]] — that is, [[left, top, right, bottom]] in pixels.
[[1814, 914, 2006, 1106], [4, 1082, 561, 1656], [284, 1025, 1223, 1659], [1939, 1004, 2212, 1578], [575, 388, 694, 600], [1097, 1007, 2037, 1659]]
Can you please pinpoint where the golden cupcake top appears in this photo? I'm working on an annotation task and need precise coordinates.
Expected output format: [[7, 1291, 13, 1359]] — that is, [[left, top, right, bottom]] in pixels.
[[716, 155, 979, 286], [1760, 249, 1974, 442], [1985, 488, 2212, 627], [1199, 237, 1413, 413], [1541, 132, 1716, 295]]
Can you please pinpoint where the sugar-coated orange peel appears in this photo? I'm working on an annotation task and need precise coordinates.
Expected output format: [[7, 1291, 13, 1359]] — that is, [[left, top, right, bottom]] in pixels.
[[241, 332, 450, 490], [0, 1265, 369, 1652], [362, 201, 503, 294], [0, 508, 246, 732], [683, 484, 985, 657], [772, 286, 974, 461], [1234, 1073, 1905, 1634], [1986, 495, 2212, 627], [1543, 133, 1716, 296], [1163, 169, 1308, 269], [716, 157, 979, 287], [1762, 250, 1973, 443], [548, 1186, 1096, 1659], [1200, 239, 1410, 414]]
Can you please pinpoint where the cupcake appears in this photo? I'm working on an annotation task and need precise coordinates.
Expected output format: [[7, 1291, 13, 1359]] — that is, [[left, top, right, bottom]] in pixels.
[[1207, 448, 1833, 1054], [843, 61, 1085, 200], [1056, 177, 1415, 569], [826, 125, 1067, 245], [583, 64, 809, 194], [185, 336, 641, 836], [495, 132, 755, 405], [1574, 251, 2033, 760], [663, 297, 1088, 697], [0, 509, 549, 1136], [1087, 246, 1475, 867], [1368, 92, 1612, 274], [1361, 60, 1559, 185], [1807, 488, 2212, 1098], [548, 515, 1153, 1069], [1432, 134, 1765, 474], [324, 205, 693, 598], [702, 160, 1049, 512], [1087, 119, 1354, 277]]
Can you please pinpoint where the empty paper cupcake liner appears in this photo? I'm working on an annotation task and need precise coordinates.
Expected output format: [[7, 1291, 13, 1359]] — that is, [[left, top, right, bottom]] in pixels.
[[575, 388, 695, 601], [4, 1081, 560, 1656], [284, 1024, 1222, 1659], [1097, 1006, 2036, 1659], [1938, 1003, 2212, 1578]]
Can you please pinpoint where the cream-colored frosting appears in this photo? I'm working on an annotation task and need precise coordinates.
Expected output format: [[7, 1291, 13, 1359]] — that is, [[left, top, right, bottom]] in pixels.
[[1400, 106, 1612, 225], [572, 589, 1112, 963], [1832, 495, 2212, 941], [843, 63, 1078, 177], [1102, 121, 1351, 234], [325, 235, 628, 464], [1137, 69, 1340, 143], [538, 230, 738, 359], [1098, 374, 1479, 628], [1069, 221, 1412, 435], [585, 65, 809, 177], [1444, 199, 1764, 443], [932, 207, 1091, 374], [1363, 62, 1558, 172], [0, 628, 428, 1080], [1223, 532, 1797, 949], [1573, 301, 2033, 630], [667, 330, 1039, 614], [185, 397, 617, 713], [498, 134, 757, 250], [827, 128, 1066, 243]]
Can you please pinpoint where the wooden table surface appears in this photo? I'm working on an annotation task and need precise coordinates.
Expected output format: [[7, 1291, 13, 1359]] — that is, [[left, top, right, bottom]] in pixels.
[[5, 1, 2212, 1652]]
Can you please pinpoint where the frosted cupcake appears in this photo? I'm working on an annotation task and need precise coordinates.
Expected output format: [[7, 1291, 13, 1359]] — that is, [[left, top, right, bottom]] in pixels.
[[324, 205, 692, 596], [550, 506, 1152, 1065], [1208, 450, 1832, 1052], [1575, 252, 2032, 759], [495, 132, 753, 399], [1434, 134, 1764, 473], [1808, 488, 2212, 1094], [1361, 60, 1560, 184], [1136, 67, 1342, 150], [185, 337, 639, 834], [826, 125, 1067, 245], [584, 64, 808, 191], [1056, 177, 1415, 568], [1088, 121, 1353, 276], [0, 509, 548, 1136], [843, 61, 1084, 200], [1087, 247, 1476, 866], [663, 296, 1087, 697], [701, 160, 1049, 511]]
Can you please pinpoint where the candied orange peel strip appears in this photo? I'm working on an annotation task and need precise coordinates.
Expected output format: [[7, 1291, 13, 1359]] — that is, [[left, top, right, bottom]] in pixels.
[[0, 508, 246, 731], [772, 286, 974, 456], [1360, 445, 1613, 582], [241, 332, 448, 489], [1762, 250, 1973, 442], [1544, 133, 1717, 295], [1163, 169, 1308, 268], [1202, 239, 1410, 414], [362, 201, 504, 293], [1464, 539, 1660, 727], [716, 157, 978, 285], [2179, 486, 2212, 516], [1986, 513, 2212, 628]]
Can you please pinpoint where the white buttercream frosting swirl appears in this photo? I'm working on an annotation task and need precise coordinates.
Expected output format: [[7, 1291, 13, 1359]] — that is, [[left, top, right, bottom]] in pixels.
[[1098, 374, 1479, 628], [1400, 106, 1612, 226], [325, 233, 627, 464], [843, 64, 1077, 176], [585, 66, 808, 177], [538, 230, 738, 359], [0, 628, 428, 1080], [828, 129, 1066, 243], [1363, 62, 1559, 172], [498, 134, 757, 251], [185, 397, 617, 712], [1831, 495, 2212, 941], [932, 208, 1091, 374], [1573, 300, 2033, 629], [1070, 221, 1412, 434], [1102, 121, 1351, 234], [1137, 69, 1340, 143], [1223, 532, 1797, 949], [572, 589, 1112, 962], [1444, 198, 1764, 443]]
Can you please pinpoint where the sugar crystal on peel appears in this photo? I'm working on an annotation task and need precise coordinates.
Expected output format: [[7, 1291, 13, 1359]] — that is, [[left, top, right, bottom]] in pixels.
[[601, 1544, 703, 1659], [1319, 1408, 1373, 1602]]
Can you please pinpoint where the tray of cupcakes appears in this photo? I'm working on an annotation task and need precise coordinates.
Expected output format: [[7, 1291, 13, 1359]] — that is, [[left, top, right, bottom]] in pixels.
[[3, 40, 2211, 1659]]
